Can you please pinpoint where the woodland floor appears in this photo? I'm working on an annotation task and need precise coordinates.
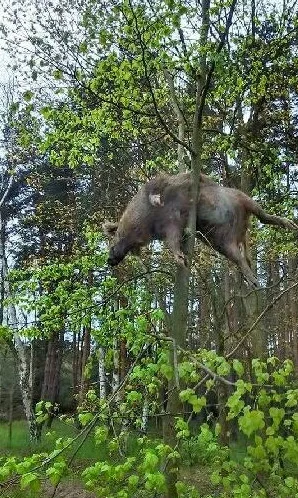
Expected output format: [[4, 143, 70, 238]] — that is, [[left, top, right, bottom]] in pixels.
[[1, 481, 96, 498], [44, 481, 96, 498]]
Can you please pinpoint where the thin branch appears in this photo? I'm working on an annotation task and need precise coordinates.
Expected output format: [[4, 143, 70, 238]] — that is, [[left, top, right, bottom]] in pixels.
[[226, 281, 298, 359], [5, 268, 174, 331], [197, 362, 235, 386], [2, 343, 151, 496], [163, 68, 188, 128], [127, 0, 194, 155], [197, 0, 238, 124], [0, 174, 14, 208], [178, 28, 188, 58], [163, 67, 190, 168]]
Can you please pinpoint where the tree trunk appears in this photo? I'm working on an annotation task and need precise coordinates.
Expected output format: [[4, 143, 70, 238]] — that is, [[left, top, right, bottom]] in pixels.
[[288, 258, 298, 372], [98, 347, 106, 399], [0, 211, 39, 442], [41, 330, 64, 427], [78, 324, 91, 404], [31, 339, 47, 406], [8, 385, 14, 446], [72, 331, 78, 394], [162, 3, 211, 496], [112, 337, 120, 395]]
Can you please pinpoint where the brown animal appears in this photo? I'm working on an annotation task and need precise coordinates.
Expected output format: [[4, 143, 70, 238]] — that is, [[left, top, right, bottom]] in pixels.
[[103, 172, 193, 266], [104, 172, 298, 286]]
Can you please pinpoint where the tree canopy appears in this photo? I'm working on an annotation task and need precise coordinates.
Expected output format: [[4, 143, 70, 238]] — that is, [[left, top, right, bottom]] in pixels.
[[0, 0, 297, 497]]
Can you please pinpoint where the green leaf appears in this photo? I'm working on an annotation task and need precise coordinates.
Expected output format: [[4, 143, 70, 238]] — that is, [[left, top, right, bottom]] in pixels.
[[189, 395, 206, 414], [128, 474, 139, 488], [269, 407, 285, 429], [20, 472, 40, 491], [144, 472, 166, 492], [210, 471, 221, 485], [23, 90, 33, 102], [46, 467, 61, 486], [285, 477, 297, 489], [285, 389, 298, 407], [160, 362, 173, 380], [233, 359, 244, 377], [175, 417, 190, 439], [179, 388, 195, 402], [178, 361, 195, 379], [78, 412, 94, 426], [53, 69, 63, 80], [143, 451, 159, 472], [239, 410, 265, 437], [79, 41, 88, 53], [217, 359, 231, 376], [95, 426, 109, 444], [127, 391, 143, 403]]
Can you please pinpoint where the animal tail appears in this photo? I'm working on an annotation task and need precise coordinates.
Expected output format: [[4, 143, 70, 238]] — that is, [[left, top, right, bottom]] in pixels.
[[244, 196, 298, 231]]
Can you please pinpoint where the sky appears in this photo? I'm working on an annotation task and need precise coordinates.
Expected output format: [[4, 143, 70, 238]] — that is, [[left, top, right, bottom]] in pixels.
[[0, 44, 10, 84], [0, 0, 11, 86]]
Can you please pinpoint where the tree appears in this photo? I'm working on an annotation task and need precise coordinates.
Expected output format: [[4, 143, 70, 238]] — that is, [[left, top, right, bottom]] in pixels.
[[0, 0, 297, 496]]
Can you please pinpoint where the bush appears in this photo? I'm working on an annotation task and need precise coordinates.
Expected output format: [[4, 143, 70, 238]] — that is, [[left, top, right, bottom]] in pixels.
[[181, 423, 227, 466]]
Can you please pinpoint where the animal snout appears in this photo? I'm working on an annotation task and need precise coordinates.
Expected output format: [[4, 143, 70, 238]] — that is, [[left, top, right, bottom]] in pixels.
[[107, 246, 123, 266], [107, 254, 119, 266]]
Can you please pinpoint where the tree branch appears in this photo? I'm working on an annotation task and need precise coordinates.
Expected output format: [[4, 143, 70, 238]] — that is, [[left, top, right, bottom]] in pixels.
[[197, 0, 238, 124], [127, 0, 194, 155], [227, 281, 298, 359], [0, 174, 14, 208]]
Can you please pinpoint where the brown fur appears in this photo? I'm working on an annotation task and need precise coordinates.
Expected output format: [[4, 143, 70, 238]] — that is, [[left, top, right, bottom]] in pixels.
[[104, 172, 298, 286], [104, 172, 193, 266]]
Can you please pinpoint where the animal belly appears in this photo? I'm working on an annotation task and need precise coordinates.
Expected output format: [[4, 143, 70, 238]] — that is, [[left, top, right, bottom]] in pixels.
[[196, 209, 234, 250]]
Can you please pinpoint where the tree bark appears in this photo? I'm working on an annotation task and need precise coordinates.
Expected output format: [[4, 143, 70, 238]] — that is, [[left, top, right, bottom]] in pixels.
[[41, 330, 64, 427], [98, 347, 106, 399], [162, 3, 211, 496], [0, 211, 40, 441]]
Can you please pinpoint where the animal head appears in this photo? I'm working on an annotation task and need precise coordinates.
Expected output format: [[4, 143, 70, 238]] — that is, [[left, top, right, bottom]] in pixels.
[[103, 221, 141, 266]]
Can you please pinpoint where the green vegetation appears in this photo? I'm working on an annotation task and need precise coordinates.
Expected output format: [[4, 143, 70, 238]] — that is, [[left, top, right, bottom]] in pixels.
[[0, 0, 297, 496], [2, 354, 298, 497], [0, 420, 101, 461]]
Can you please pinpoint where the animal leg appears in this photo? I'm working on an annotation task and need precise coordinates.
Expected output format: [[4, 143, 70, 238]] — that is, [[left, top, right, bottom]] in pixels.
[[260, 212, 298, 230], [249, 201, 298, 231], [239, 238, 252, 269], [164, 224, 187, 266], [222, 242, 259, 288]]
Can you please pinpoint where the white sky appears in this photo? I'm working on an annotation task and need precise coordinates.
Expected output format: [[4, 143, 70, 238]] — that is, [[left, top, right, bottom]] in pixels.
[[0, 44, 11, 84]]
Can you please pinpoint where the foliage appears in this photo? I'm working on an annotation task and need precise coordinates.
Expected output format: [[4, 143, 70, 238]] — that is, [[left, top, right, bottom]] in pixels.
[[180, 423, 226, 466], [2, 332, 298, 496], [0, 0, 297, 496]]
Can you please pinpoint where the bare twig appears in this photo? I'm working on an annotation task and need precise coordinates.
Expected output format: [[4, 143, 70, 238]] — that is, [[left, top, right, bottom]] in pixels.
[[0, 174, 14, 208], [226, 281, 298, 359], [197, 0, 238, 123]]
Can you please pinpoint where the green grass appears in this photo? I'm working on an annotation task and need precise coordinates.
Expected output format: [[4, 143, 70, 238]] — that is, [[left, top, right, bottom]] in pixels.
[[0, 419, 108, 497], [0, 419, 106, 461], [0, 420, 32, 455]]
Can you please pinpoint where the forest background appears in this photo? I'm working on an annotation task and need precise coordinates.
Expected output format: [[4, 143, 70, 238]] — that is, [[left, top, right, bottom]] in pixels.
[[0, 0, 297, 497]]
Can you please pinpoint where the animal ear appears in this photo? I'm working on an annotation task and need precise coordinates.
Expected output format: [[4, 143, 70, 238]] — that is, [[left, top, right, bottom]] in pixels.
[[102, 221, 118, 237], [149, 193, 164, 207]]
